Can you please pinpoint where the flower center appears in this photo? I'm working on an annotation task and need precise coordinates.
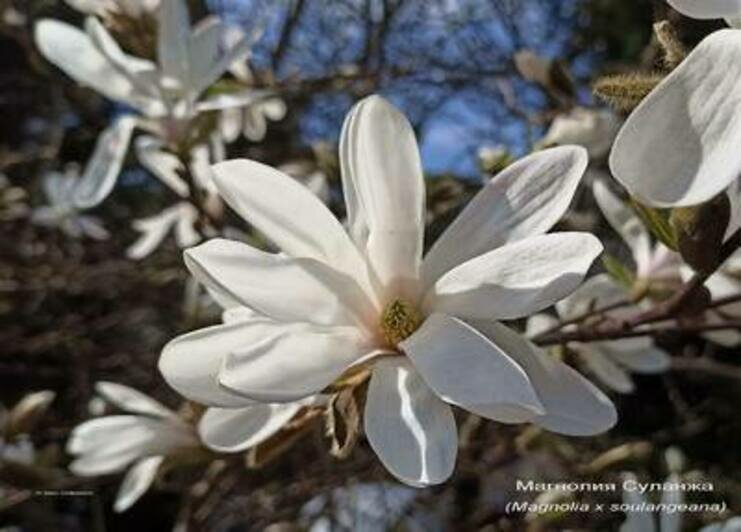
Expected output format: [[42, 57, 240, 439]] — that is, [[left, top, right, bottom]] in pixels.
[[379, 299, 422, 346]]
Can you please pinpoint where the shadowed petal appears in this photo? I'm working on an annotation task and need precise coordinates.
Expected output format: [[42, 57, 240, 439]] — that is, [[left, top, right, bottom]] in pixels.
[[401, 314, 545, 423], [471, 321, 617, 435], [364, 358, 457, 487]]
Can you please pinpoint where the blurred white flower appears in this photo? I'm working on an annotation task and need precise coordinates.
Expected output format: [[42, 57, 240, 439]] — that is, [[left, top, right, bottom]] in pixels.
[[540, 107, 621, 160], [67, 382, 199, 512], [34, 0, 258, 208], [160, 95, 615, 487], [2, 5, 25, 26], [620, 472, 683, 532], [527, 275, 671, 394], [610, 30, 741, 208], [219, 29, 287, 143], [220, 96, 287, 143], [31, 169, 109, 240], [0, 173, 29, 221], [127, 202, 201, 260], [65, 0, 160, 17], [593, 180, 682, 288]]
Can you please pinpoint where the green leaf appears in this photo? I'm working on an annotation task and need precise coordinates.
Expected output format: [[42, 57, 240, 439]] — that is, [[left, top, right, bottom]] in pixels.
[[630, 199, 679, 251]]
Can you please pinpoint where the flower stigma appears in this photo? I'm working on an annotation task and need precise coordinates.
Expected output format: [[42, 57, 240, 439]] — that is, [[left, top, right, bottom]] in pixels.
[[380, 299, 422, 347]]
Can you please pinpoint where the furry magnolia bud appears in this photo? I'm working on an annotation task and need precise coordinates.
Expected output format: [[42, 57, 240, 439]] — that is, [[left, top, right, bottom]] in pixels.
[[670, 194, 731, 274], [654, 20, 686, 70], [593, 73, 664, 113]]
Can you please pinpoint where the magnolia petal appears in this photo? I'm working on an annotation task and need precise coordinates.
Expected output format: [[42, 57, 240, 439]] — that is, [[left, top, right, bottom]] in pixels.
[[127, 204, 182, 260], [211, 160, 365, 275], [73, 117, 136, 208], [339, 96, 425, 298], [114, 455, 164, 512], [422, 146, 588, 286], [471, 320, 617, 436], [424, 233, 603, 320], [610, 29, 741, 207], [593, 180, 652, 276], [667, 0, 741, 19], [401, 314, 545, 423], [574, 344, 635, 394], [67, 416, 151, 455], [34, 20, 143, 108], [218, 323, 369, 403], [188, 17, 222, 95], [605, 345, 671, 373], [159, 321, 267, 407], [198, 402, 303, 452], [174, 205, 200, 248], [78, 216, 110, 240], [195, 29, 251, 98], [95, 382, 175, 419], [364, 358, 457, 487], [184, 239, 374, 328], [157, 0, 191, 87], [556, 273, 625, 322], [85, 17, 160, 102], [134, 136, 189, 196]]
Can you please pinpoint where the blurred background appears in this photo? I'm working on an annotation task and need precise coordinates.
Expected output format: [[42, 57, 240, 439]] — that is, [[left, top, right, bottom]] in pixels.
[[0, 0, 739, 530]]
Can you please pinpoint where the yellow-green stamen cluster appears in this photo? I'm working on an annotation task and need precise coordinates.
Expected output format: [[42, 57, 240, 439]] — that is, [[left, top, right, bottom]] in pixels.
[[380, 299, 422, 346]]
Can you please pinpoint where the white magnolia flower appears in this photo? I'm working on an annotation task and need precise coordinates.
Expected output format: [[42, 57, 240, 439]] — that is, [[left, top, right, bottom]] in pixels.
[[540, 107, 621, 160], [620, 473, 683, 532], [67, 382, 200, 512], [31, 169, 109, 240], [127, 202, 201, 260], [65, 0, 160, 17], [527, 275, 671, 394], [609, 30, 741, 208], [34, 0, 254, 208], [160, 95, 616, 486], [593, 180, 682, 289]]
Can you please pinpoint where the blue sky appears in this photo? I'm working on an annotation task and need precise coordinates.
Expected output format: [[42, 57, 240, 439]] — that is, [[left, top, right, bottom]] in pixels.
[[209, 0, 598, 178]]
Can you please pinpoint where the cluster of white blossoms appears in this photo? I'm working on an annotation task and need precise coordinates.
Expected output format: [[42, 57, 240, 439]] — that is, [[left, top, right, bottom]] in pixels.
[[31, 0, 289, 257], [159, 95, 617, 486]]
